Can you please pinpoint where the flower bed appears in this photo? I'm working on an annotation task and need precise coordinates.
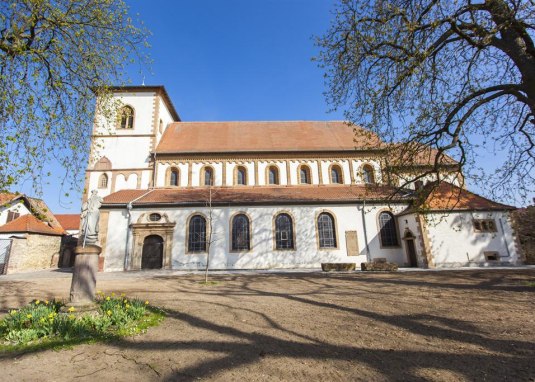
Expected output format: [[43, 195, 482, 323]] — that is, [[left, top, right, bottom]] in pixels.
[[0, 292, 164, 351]]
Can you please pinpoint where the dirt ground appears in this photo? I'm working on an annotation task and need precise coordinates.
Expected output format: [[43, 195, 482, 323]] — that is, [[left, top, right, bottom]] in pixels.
[[0, 269, 534, 381]]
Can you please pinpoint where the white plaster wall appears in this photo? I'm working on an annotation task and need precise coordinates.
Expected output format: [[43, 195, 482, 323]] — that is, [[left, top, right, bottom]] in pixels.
[[191, 162, 223, 187], [425, 211, 518, 267], [227, 162, 255, 186], [102, 210, 130, 272], [396, 213, 427, 266], [257, 162, 287, 186], [88, 171, 112, 198], [0, 202, 31, 225], [102, 202, 412, 271], [320, 160, 352, 185], [115, 173, 137, 190], [154, 96, 176, 146], [352, 159, 382, 184], [140, 170, 152, 189], [289, 160, 320, 185], [92, 136, 152, 170], [395, 171, 461, 189], [94, 92, 155, 136]]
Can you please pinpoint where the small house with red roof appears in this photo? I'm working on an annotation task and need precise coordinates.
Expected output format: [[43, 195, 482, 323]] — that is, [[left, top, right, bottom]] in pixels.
[[0, 193, 66, 274]]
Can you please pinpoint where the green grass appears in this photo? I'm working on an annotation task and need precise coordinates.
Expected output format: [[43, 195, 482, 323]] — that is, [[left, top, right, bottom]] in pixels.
[[524, 281, 535, 287], [0, 294, 165, 354], [199, 280, 220, 286]]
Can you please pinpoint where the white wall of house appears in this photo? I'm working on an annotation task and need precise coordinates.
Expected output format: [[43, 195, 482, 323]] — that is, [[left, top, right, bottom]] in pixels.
[[424, 211, 518, 267], [0, 201, 31, 226], [101, 203, 408, 272]]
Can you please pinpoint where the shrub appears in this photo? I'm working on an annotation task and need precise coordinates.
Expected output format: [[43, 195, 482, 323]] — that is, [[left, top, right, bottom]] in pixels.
[[0, 294, 164, 349]]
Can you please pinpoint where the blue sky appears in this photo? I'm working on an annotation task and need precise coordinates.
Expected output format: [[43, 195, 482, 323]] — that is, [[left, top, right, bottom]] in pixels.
[[23, 0, 528, 213]]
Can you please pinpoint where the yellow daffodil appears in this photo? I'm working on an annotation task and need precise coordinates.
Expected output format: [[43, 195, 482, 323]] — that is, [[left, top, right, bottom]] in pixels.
[[111, 292, 115, 297], [10, 310, 17, 315], [26, 314, 32, 319], [35, 300, 40, 305], [124, 299, 128, 304], [68, 314, 75, 320], [68, 306, 76, 312], [106, 296, 110, 301], [121, 293, 125, 297], [145, 301, 149, 305], [45, 300, 49, 305], [125, 304, 130, 309], [106, 310, 112, 316]]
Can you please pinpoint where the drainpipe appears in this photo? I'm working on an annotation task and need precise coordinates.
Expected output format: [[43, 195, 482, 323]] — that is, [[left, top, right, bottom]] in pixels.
[[124, 189, 155, 271], [361, 199, 371, 262]]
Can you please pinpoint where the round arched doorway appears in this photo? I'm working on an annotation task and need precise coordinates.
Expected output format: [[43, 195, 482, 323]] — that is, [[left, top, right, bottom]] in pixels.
[[141, 235, 164, 269]]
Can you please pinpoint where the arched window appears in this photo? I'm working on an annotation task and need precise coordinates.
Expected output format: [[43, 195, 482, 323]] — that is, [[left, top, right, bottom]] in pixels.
[[268, 166, 279, 185], [299, 165, 311, 184], [330, 165, 343, 184], [231, 214, 250, 251], [119, 106, 134, 129], [98, 174, 108, 189], [203, 167, 214, 186], [236, 166, 247, 185], [188, 215, 206, 252], [169, 169, 179, 186], [317, 212, 336, 248], [275, 213, 294, 250], [379, 212, 399, 247], [362, 164, 375, 184]]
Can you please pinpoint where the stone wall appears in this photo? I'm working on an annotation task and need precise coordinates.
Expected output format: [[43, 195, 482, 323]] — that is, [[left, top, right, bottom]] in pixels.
[[6, 234, 61, 274], [512, 207, 535, 264]]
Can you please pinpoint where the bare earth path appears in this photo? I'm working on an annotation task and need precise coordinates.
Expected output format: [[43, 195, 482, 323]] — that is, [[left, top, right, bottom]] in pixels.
[[0, 269, 534, 381]]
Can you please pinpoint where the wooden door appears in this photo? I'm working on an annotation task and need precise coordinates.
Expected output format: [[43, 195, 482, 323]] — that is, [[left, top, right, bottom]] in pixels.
[[406, 239, 418, 267], [141, 235, 163, 270]]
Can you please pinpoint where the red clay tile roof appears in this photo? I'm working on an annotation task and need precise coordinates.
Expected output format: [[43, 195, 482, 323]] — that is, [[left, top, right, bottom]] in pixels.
[[0, 192, 20, 206], [155, 121, 383, 154], [0, 214, 65, 236], [400, 182, 515, 214], [54, 214, 81, 230], [103, 185, 408, 206], [386, 144, 458, 167]]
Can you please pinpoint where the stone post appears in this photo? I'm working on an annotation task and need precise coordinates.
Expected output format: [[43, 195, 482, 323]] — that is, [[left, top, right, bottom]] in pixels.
[[64, 244, 101, 311]]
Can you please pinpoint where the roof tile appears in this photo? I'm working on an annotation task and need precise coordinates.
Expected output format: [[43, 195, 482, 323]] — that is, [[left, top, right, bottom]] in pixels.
[[155, 121, 382, 154], [0, 214, 65, 236]]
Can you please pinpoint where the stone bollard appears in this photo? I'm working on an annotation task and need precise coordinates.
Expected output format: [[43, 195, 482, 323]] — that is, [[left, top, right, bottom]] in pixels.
[[62, 244, 101, 312]]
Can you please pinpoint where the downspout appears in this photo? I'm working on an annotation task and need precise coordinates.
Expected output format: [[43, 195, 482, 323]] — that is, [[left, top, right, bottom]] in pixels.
[[124, 189, 155, 271], [361, 199, 371, 262]]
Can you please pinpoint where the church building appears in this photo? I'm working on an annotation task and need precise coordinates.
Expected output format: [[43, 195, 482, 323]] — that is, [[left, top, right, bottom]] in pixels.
[[85, 86, 521, 272]]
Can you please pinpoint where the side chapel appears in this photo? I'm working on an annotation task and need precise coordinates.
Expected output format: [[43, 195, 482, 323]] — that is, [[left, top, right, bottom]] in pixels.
[[85, 86, 521, 271]]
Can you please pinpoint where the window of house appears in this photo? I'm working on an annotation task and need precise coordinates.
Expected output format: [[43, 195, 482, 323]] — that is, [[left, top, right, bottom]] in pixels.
[[318, 212, 336, 248], [473, 219, 497, 233], [330, 165, 343, 184], [236, 166, 247, 185], [379, 212, 399, 247], [6, 210, 20, 223], [203, 167, 214, 186], [484, 251, 500, 261], [98, 174, 108, 189], [275, 213, 294, 249], [149, 213, 162, 222], [231, 214, 250, 251], [119, 106, 134, 129], [169, 169, 179, 186], [268, 166, 279, 185], [362, 165, 375, 184], [299, 165, 311, 184], [188, 215, 206, 252]]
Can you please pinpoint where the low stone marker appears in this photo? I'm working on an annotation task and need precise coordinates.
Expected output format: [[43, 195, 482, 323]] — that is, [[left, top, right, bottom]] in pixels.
[[361, 259, 398, 271], [321, 263, 356, 272], [63, 190, 103, 313]]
